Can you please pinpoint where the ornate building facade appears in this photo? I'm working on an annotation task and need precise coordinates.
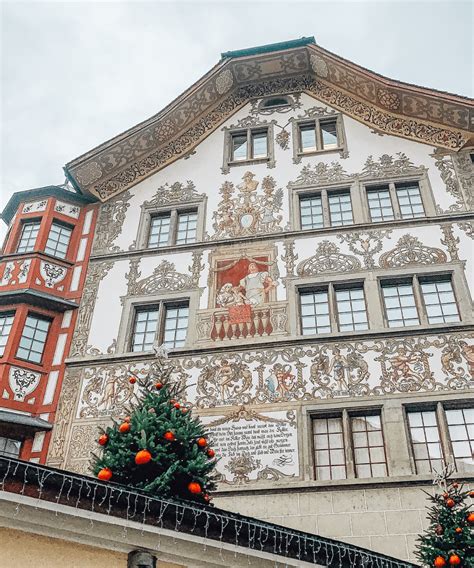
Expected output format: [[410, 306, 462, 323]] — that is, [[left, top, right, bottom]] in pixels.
[[1, 38, 473, 562]]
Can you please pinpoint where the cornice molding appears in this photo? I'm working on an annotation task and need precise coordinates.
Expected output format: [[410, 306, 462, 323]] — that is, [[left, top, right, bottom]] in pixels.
[[65, 44, 474, 203]]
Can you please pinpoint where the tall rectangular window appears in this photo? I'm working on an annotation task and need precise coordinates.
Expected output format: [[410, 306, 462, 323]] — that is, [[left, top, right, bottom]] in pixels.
[[148, 214, 171, 248], [420, 278, 460, 324], [407, 410, 444, 474], [16, 314, 50, 364], [328, 191, 353, 226], [382, 281, 420, 328], [231, 133, 248, 161], [335, 286, 368, 332], [0, 437, 21, 458], [367, 187, 395, 222], [320, 120, 338, 149], [0, 312, 14, 357], [299, 195, 323, 229], [300, 289, 331, 335], [351, 414, 387, 478], [130, 302, 189, 352], [313, 416, 346, 480], [396, 183, 425, 219], [299, 123, 317, 152], [44, 222, 72, 259], [251, 130, 268, 158], [17, 221, 40, 253], [230, 128, 268, 162], [176, 211, 198, 245], [445, 408, 474, 473]]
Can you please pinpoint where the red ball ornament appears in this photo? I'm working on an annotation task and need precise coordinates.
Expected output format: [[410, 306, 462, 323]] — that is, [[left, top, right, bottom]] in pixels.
[[443, 492, 449, 499], [119, 422, 130, 433], [164, 431, 175, 442], [197, 437, 207, 448], [173, 402, 181, 409], [203, 494, 211, 502], [170, 399, 177, 405], [155, 382, 163, 390], [449, 554, 461, 566], [446, 498, 455, 508], [98, 434, 108, 446], [181, 408, 188, 414], [469, 490, 474, 498], [434, 557, 446, 568], [207, 448, 215, 458], [97, 467, 112, 481], [188, 481, 202, 495], [135, 449, 152, 465], [452, 482, 459, 489], [129, 376, 137, 384], [455, 527, 462, 534], [467, 512, 474, 524]]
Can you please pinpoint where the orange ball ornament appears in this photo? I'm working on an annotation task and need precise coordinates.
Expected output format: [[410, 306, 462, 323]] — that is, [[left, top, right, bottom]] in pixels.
[[173, 402, 181, 409], [197, 437, 207, 448], [164, 431, 175, 442], [469, 490, 474, 498], [129, 376, 137, 384], [449, 555, 461, 566], [434, 557, 446, 568], [455, 527, 462, 534], [155, 382, 163, 390], [97, 467, 112, 481], [98, 434, 108, 446], [119, 422, 130, 433], [181, 408, 188, 414], [207, 448, 215, 458], [446, 498, 455, 508], [188, 481, 202, 495], [135, 449, 152, 465], [467, 512, 474, 524]]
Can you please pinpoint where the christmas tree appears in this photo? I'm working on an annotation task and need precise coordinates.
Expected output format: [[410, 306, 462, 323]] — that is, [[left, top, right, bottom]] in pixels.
[[415, 465, 474, 568], [92, 353, 217, 504]]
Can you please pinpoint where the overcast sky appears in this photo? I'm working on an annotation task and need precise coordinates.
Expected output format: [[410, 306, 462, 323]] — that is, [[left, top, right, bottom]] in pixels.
[[1, 0, 473, 233]]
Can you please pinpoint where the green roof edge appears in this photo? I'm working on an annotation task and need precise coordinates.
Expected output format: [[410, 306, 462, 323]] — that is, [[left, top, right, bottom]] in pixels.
[[221, 36, 316, 60]]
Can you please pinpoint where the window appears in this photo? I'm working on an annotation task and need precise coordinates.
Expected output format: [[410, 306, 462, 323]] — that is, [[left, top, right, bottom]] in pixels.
[[445, 408, 474, 473], [312, 410, 387, 481], [17, 221, 40, 253], [297, 117, 342, 155], [148, 209, 198, 248], [44, 222, 72, 259], [300, 284, 368, 335], [259, 96, 292, 110], [366, 181, 425, 222], [381, 276, 459, 328], [0, 312, 14, 357], [0, 437, 21, 458], [407, 410, 444, 474], [16, 314, 50, 363], [230, 128, 268, 162], [298, 189, 353, 229], [131, 302, 189, 352], [351, 414, 388, 478]]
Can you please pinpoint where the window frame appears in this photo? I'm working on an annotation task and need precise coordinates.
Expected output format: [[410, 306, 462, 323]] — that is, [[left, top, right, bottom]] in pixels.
[[291, 113, 348, 163], [0, 311, 15, 357], [222, 123, 275, 173], [15, 312, 51, 365], [136, 200, 206, 250], [295, 186, 354, 230], [44, 219, 74, 260], [16, 219, 41, 254]]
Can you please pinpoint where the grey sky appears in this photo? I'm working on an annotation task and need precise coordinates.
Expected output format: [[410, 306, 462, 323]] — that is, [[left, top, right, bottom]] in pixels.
[[1, 0, 473, 234]]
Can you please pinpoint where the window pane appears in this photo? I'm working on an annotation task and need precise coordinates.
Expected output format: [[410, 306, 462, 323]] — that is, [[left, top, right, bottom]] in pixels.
[[328, 192, 353, 226], [407, 410, 444, 473], [0, 437, 21, 458], [299, 123, 317, 152], [445, 408, 474, 472], [300, 290, 331, 335], [420, 278, 460, 325], [320, 120, 339, 149], [131, 307, 159, 352], [335, 286, 368, 332], [231, 133, 248, 161], [396, 183, 425, 219], [382, 282, 420, 327], [351, 414, 387, 478], [44, 222, 73, 259], [300, 195, 323, 229], [162, 304, 189, 348], [148, 215, 171, 248], [176, 211, 198, 244], [367, 187, 395, 222], [0, 313, 15, 357], [251, 130, 268, 158], [16, 315, 50, 363], [17, 222, 40, 253], [313, 417, 346, 480]]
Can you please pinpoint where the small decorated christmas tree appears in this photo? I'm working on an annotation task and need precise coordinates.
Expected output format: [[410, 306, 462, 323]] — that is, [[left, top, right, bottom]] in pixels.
[[92, 353, 217, 504], [415, 465, 474, 568]]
